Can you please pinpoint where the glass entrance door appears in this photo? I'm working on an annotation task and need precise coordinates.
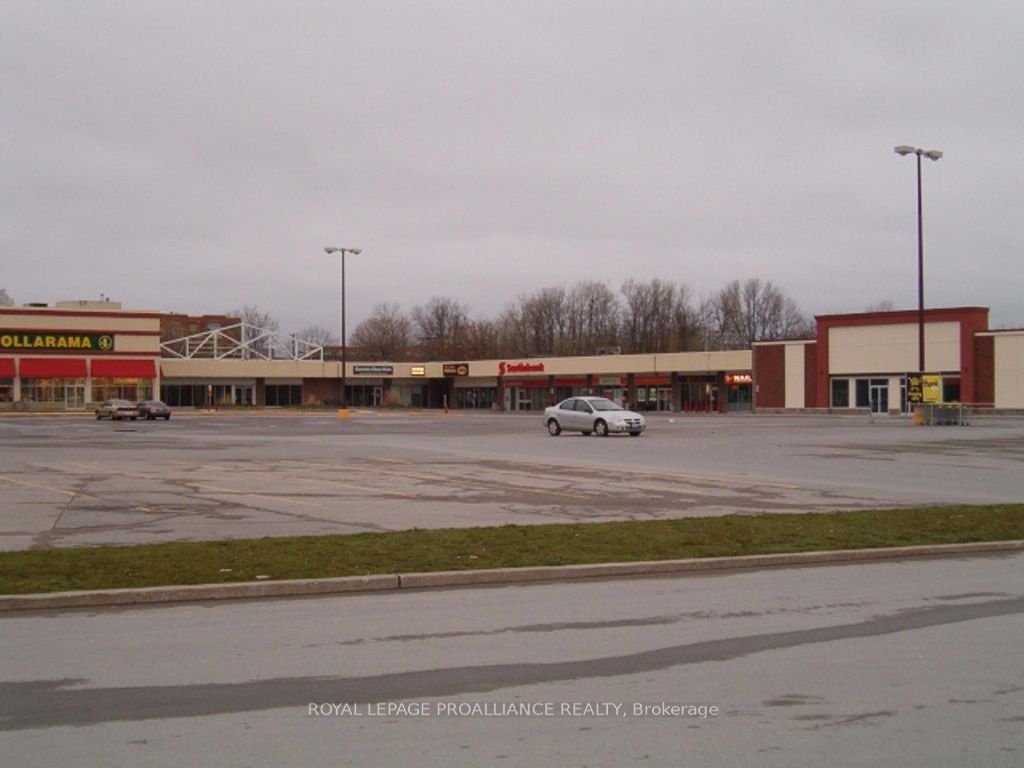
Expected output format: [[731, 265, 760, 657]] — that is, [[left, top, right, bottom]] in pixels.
[[869, 380, 889, 414], [65, 383, 86, 410]]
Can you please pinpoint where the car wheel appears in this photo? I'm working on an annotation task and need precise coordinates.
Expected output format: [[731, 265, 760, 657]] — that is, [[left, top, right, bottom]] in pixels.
[[629, 431, 642, 437], [547, 419, 561, 436], [594, 420, 609, 437], [581, 430, 592, 436], [95, 413, 101, 420], [164, 414, 171, 420], [147, 414, 155, 420], [131, 416, 137, 421]]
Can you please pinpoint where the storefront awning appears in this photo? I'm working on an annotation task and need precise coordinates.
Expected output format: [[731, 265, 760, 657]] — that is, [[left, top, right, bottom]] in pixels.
[[19, 358, 87, 378], [0, 358, 15, 377], [91, 359, 157, 378]]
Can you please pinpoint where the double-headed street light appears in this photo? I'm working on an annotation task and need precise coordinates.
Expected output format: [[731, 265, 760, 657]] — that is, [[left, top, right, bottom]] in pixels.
[[324, 246, 362, 409], [894, 145, 942, 376]]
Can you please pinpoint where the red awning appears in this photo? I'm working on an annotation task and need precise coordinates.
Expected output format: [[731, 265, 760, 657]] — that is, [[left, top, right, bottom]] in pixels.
[[91, 359, 156, 378], [19, 358, 87, 378], [0, 358, 15, 377]]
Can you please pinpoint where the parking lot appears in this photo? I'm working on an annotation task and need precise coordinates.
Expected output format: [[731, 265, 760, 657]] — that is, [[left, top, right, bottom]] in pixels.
[[1, 410, 1022, 551]]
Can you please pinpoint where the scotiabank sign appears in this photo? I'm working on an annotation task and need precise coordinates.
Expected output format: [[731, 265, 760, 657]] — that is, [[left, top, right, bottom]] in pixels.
[[498, 361, 545, 376]]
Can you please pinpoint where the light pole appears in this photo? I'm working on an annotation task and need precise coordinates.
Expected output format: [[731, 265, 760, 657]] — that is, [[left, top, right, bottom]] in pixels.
[[894, 145, 942, 376], [324, 246, 362, 408]]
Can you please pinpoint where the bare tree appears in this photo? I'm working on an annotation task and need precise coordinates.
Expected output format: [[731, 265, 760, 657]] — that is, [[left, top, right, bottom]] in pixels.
[[566, 281, 620, 355], [349, 303, 413, 361], [620, 279, 698, 353], [226, 305, 280, 357], [0, 288, 13, 307], [519, 286, 568, 356], [293, 325, 337, 347], [462, 319, 501, 360], [229, 305, 279, 332], [703, 278, 812, 349], [412, 297, 470, 360], [496, 302, 529, 357]]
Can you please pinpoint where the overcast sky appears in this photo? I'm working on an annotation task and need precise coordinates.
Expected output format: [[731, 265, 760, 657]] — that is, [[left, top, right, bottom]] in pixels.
[[2, 1, 1022, 336]]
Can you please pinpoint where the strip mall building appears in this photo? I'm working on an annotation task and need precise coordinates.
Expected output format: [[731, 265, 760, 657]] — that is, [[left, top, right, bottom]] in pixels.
[[2, 301, 1022, 414]]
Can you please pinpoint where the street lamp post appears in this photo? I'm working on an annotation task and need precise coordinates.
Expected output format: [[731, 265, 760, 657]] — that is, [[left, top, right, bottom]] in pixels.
[[324, 246, 362, 408], [894, 145, 942, 376]]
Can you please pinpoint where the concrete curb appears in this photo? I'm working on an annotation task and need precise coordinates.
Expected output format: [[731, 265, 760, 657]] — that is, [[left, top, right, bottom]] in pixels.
[[1, 540, 1021, 612]]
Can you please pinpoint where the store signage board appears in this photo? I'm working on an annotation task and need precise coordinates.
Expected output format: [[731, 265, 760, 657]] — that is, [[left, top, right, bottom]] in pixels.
[[0, 332, 114, 351]]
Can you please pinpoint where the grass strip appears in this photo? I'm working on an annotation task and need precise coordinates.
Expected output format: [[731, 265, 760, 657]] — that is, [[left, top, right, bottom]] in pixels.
[[1, 505, 1022, 595]]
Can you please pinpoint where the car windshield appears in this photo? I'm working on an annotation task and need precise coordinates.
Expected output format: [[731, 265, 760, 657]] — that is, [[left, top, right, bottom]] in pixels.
[[589, 398, 624, 412]]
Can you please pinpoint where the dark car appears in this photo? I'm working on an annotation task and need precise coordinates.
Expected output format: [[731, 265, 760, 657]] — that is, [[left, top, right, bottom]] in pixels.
[[95, 399, 139, 420], [137, 400, 172, 420]]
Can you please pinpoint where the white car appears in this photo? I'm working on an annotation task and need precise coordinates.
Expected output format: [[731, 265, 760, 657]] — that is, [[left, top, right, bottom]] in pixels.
[[543, 396, 646, 437]]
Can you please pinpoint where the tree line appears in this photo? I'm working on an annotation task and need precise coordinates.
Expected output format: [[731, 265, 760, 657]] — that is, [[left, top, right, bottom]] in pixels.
[[345, 277, 814, 362]]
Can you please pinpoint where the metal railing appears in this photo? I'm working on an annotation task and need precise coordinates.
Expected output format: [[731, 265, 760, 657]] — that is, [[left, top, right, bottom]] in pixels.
[[160, 322, 324, 361]]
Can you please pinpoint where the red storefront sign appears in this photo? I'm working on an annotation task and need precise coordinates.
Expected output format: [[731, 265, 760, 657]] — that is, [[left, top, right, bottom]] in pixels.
[[635, 375, 671, 386], [503, 379, 548, 388], [91, 359, 157, 378], [0, 358, 15, 377], [554, 378, 586, 386], [499, 361, 545, 375], [19, 358, 87, 377]]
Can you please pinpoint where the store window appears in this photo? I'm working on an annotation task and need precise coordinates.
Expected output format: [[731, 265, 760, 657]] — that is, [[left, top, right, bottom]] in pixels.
[[0, 377, 13, 403], [855, 379, 870, 408], [831, 379, 850, 408], [266, 385, 302, 406], [163, 385, 204, 407], [456, 388, 495, 409], [21, 378, 87, 408], [92, 378, 152, 402], [943, 378, 961, 403]]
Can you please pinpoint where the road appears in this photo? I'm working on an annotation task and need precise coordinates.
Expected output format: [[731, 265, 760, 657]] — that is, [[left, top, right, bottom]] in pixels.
[[2, 552, 1022, 766], [1, 411, 1022, 550]]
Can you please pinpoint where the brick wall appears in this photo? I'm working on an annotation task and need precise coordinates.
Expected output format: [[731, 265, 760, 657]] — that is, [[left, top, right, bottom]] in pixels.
[[974, 336, 995, 405], [804, 343, 818, 407], [302, 378, 338, 406], [753, 344, 785, 409]]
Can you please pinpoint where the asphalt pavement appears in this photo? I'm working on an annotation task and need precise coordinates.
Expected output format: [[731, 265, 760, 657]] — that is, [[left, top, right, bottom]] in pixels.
[[1, 551, 1021, 766], [1, 410, 1022, 550]]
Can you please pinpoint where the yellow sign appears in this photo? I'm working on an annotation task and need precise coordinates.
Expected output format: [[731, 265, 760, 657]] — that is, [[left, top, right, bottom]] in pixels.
[[922, 375, 942, 403], [0, 332, 113, 351]]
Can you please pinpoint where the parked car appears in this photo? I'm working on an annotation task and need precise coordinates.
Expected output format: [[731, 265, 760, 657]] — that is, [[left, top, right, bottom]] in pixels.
[[137, 400, 172, 420], [95, 399, 139, 421], [543, 396, 646, 437]]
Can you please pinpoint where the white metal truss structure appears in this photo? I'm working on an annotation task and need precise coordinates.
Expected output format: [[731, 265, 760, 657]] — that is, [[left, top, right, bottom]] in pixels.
[[160, 322, 325, 361]]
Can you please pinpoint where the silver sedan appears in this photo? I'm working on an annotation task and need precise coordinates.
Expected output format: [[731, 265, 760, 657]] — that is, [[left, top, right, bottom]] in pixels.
[[543, 396, 646, 437]]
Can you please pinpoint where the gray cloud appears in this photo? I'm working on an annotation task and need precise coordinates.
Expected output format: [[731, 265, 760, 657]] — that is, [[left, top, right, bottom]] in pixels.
[[2, 0, 1022, 333]]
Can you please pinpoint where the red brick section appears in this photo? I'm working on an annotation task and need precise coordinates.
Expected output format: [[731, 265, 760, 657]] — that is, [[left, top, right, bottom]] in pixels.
[[974, 336, 995, 406], [302, 378, 338, 406], [814, 307, 990, 407], [753, 344, 785, 409], [804, 343, 818, 407]]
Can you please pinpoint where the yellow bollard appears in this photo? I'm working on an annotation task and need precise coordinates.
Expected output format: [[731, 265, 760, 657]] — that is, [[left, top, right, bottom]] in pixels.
[[337, 408, 350, 419]]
